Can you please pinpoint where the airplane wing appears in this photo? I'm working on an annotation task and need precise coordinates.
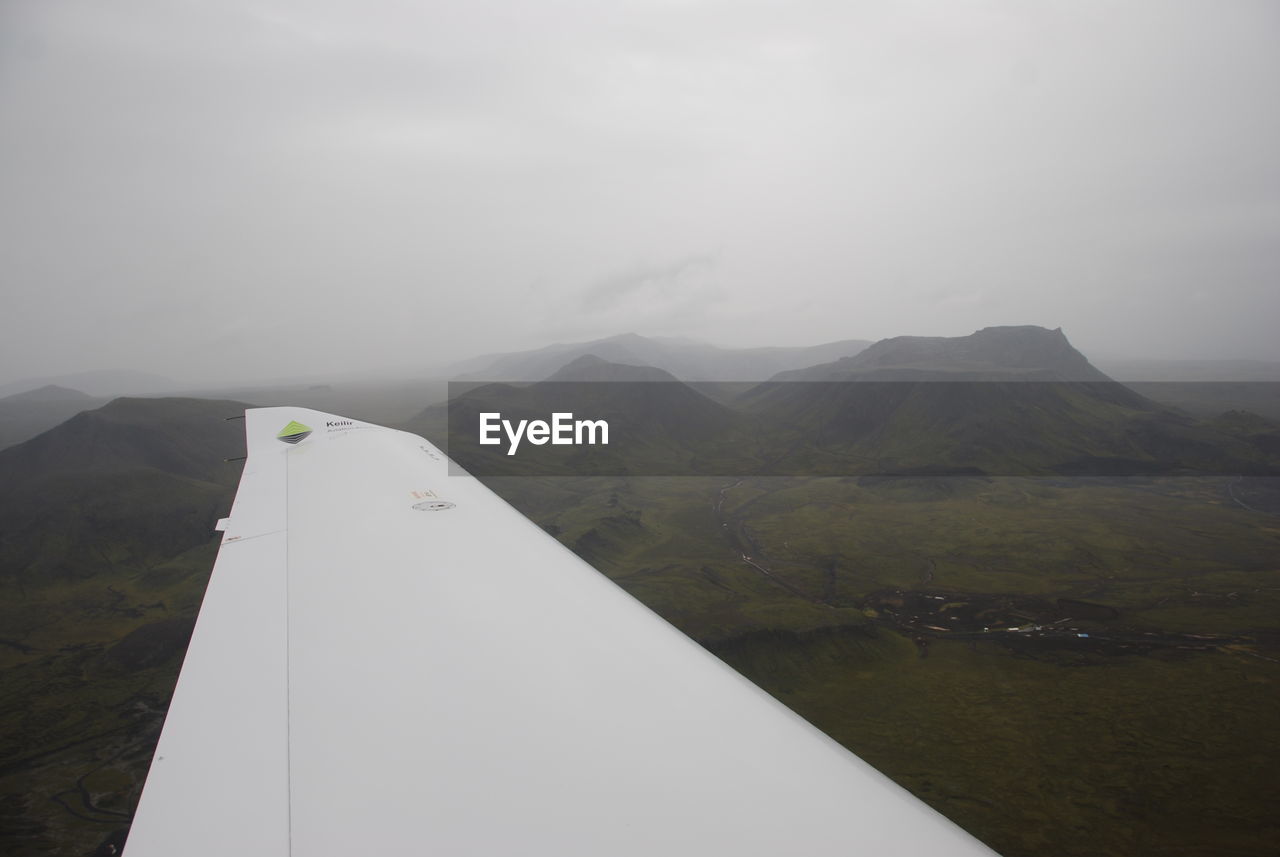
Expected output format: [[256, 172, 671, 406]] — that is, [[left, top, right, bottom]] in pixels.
[[124, 407, 997, 856]]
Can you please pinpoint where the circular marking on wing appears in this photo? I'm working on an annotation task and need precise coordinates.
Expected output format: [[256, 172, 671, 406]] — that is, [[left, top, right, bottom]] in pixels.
[[412, 500, 456, 512]]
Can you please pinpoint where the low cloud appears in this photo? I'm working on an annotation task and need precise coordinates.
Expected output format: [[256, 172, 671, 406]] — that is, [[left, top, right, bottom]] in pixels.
[[581, 255, 716, 313]]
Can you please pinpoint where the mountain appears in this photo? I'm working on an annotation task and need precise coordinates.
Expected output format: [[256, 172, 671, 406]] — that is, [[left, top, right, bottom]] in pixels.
[[0, 370, 179, 399], [448, 333, 873, 382], [0, 397, 245, 487], [0, 397, 247, 855], [412, 356, 745, 475], [771, 326, 1112, 382], [0, 397, 247, 587], [743, 326, 1278, 475], [417, 331, 1280, 477], [545, 354, 678, 383], [0, 386, 111, 452], [1, 385, 92, 403]]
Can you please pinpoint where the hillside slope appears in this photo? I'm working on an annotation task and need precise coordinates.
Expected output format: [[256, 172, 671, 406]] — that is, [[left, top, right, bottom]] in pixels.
[[0, 398, 247, 856]]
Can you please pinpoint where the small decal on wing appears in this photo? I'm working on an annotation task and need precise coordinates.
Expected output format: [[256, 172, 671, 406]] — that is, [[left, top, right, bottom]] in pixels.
[[277, 420, 313, 444]]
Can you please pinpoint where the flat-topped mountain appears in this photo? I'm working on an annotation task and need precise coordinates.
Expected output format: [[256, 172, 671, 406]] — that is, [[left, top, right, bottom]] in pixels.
[[751, 327, 1280, 475], [772, 326, 1112, 382]]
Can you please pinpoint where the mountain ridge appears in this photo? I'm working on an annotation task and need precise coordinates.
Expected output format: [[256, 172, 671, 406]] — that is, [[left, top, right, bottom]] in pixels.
[[0, 385, 92, 404], [422, 335, 1280, 477], [771, 326, 1112, 382], [448, 332, 873, 382]]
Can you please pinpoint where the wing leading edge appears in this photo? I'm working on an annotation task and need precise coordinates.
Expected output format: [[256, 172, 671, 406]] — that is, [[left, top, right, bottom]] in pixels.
[[126, 407, 997, 856]]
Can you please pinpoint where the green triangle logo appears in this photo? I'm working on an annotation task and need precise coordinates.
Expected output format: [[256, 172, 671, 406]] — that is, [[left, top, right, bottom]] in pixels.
[[276, 420, 313, 444]]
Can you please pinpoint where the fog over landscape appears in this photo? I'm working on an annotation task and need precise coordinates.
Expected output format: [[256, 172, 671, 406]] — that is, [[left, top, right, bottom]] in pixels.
[[5, 7, 1280, 855], [3, 0, 1279, 389]]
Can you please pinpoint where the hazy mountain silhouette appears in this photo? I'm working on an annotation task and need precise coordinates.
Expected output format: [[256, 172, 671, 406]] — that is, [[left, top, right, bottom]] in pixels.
[[545, 354, 680, 383], [447, 332, 872, 382], [0, 386, 110, 450], [426, 330, 1279, 476], [415, 355, 744, 474], [0, 369, 178, 399], [1, 385, 92, 403]]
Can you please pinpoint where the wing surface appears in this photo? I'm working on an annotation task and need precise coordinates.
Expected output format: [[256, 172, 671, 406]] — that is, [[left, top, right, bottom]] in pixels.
[[126, 407, 997, 856]]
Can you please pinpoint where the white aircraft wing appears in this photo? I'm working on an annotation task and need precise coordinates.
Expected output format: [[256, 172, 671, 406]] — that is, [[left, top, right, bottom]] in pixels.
[[125, 407, 997, 856]]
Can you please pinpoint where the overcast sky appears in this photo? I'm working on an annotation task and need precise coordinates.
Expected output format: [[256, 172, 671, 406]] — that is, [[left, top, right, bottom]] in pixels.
[[2, 0, 1278, 386]]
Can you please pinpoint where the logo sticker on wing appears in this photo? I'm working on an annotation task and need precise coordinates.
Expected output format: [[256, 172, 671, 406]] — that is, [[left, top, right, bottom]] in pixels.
[[277, 420, 313, 444]]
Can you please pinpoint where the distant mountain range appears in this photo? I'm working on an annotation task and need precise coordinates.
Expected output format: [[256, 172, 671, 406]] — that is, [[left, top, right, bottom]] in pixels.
[[6, 328, 1277, 463], [1, 384, 93, 403], [421, 326, 1280, 478], [2, 341, 1275, 855], [0, 370, 179, 399], [420, 355, 745, 476], [446, 332, 874, 381], [2, 334, 1278, 853], [447, 331, 1280, 386]]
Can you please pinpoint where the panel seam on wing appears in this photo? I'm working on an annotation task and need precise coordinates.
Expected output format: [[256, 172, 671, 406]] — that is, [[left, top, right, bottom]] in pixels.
[[221, 528, 287, 545]]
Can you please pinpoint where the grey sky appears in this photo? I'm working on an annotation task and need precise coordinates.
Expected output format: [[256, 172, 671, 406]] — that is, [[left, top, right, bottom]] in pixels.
[[2, 0, 1278, 386]]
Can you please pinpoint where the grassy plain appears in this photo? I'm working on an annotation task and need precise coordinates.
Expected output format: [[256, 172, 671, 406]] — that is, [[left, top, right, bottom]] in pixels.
[[492, 473, 1280, 857]]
